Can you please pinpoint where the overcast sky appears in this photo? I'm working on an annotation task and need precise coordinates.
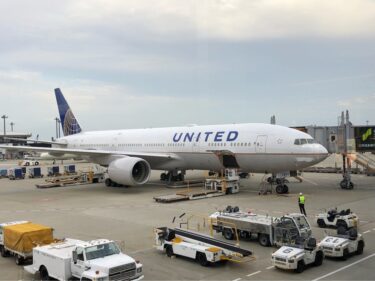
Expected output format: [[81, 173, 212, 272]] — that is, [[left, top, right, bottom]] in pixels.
[[0, 0, 374, 139]]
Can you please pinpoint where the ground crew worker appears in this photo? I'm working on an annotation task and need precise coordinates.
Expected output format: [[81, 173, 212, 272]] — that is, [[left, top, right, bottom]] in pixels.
[[298, 192, 306, 216]]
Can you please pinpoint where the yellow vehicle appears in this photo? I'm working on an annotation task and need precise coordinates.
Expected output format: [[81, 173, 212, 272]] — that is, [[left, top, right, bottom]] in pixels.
[[0, 221, 54, 265]]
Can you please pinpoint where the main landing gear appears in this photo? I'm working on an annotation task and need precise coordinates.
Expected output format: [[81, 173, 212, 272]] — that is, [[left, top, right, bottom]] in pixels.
[[160, 170, 185, 183], [267, 176, 289, 194]]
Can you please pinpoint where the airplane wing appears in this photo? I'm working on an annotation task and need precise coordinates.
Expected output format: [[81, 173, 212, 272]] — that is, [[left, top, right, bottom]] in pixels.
[[0, 145, 177, 162], [2, 137, 67, 147]]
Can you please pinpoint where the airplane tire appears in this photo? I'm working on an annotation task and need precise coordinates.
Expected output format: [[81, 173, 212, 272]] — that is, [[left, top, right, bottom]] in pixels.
[[317, 219, 326, 228], [105, 178, 112, 187], [35, 162, 39, 166], [275, 185, 283, 194]]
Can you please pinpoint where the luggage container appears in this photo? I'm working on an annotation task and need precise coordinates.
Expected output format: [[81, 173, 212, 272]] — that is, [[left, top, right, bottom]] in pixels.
[[0, 169, 8, 178], [64, 164, 75, 174], [28, 167, 43, 178], [47, 166, 60, 177], [8, 168, 25, 180]]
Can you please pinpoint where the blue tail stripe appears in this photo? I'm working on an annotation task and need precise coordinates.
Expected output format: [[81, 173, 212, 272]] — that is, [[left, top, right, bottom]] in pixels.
[[54, 88, 82, 136]]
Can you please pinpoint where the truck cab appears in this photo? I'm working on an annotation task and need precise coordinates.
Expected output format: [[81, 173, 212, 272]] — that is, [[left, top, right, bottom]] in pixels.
[[273, 214, 312, 246], [71, 240, 143, 280]]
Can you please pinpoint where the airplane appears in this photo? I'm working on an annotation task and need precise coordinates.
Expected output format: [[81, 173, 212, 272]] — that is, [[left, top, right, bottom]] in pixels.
[[1, 88, 329, 194]]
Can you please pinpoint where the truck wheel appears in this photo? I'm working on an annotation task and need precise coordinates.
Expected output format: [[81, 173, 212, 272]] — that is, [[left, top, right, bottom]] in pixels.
[[197, 252, 209, 267], [223, 228, 234, 240], [282, 184, 288, 194], [15, 255, 24, 265], [342, 248, 349, 261], [0, 246, 8, 257], [295, 260, 305, 273], [314, 251, 323, 266], [258, 233, 270, 247], [317, 219, 326, 228], [39, 266, 50, 281], [166, 245, 174, 257], [356, 241, 364, 255]]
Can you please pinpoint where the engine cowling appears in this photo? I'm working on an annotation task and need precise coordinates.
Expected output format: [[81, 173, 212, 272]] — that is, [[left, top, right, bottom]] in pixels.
[[108, 157, 151, 186]]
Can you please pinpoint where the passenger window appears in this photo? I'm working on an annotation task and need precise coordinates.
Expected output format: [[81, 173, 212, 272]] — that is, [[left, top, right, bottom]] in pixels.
[[77, 247, 84, 261]]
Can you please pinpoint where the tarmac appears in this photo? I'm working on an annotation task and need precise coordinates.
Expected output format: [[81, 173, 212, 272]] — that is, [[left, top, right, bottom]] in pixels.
[[0, 160, 374, 280]]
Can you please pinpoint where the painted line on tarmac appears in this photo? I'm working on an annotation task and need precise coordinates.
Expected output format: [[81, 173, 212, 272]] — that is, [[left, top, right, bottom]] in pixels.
[[363, 230, 371, 234], [266, 265, 275, 270], [373, 228, 375, 231], [311, 252, 375, 281], [247, 271, 261, 277], [360, 220, 369, 223], [301, 177, 318, 186], [232, 278, 242, 281]]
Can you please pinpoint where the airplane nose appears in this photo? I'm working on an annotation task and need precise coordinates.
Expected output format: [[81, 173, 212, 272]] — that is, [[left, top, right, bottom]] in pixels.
[[316, 144, 329, 160]]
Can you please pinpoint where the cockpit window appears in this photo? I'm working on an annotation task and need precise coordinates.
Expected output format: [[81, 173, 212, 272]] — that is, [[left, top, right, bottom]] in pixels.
[[294, 138, 316, 145]]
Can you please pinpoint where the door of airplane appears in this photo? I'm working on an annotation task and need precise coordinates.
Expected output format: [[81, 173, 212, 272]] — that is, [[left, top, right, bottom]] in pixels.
[[255, 135, 267, 153]]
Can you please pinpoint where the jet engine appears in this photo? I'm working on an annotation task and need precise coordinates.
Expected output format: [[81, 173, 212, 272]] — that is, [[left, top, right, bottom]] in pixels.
[[108, 157, 151, 186]]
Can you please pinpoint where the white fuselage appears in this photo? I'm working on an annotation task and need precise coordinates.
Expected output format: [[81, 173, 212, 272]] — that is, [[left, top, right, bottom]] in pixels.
[[56, 123, 328, 173]]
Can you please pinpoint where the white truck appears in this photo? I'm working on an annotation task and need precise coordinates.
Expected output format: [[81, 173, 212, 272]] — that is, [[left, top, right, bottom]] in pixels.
[[209, 206, 312, 247], [24, 238, 144, 281], [155, 227, 252, 266], [271, 237, 324, 273], [316, 208, 358, 230], [318, 228, 365, 260]]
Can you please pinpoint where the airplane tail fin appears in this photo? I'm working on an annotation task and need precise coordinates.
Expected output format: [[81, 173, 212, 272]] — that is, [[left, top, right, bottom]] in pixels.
[[54, 88, 82, 136]]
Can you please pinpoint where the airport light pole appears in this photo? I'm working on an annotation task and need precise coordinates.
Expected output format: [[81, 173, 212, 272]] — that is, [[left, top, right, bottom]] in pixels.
[[1, 115, 8, 136], [10, 122, 14, 132]]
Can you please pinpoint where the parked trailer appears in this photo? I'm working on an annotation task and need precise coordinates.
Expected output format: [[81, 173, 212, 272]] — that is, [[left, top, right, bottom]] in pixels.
[[155, 227, 253, 266], [8, 168, 25, 180], [24, 238, 144, 281], [0, 169, 8, 178], [209, 206, 312, 247], [28, 167, 43, 178], [47, 166, 60, 177], [0, 221, 54, 265], [64, 164, 76, 175]]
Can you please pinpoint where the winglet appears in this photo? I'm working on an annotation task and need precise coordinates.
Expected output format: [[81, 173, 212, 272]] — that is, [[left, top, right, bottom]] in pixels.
[[54, 88, 82, 136]]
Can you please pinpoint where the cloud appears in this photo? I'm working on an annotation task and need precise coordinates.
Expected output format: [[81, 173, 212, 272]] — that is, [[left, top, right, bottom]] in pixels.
[[337, 93, 375, 107]]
